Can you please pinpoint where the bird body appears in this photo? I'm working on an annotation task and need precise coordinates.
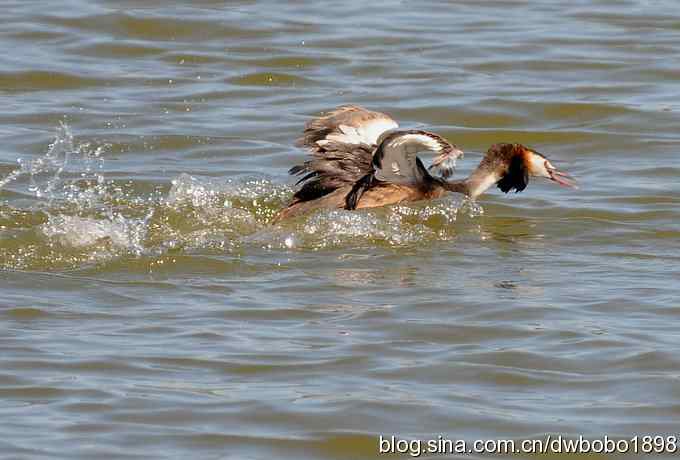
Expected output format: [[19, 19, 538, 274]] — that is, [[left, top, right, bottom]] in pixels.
[[275, 181, 449, 222], [274, 105, 574, 222]]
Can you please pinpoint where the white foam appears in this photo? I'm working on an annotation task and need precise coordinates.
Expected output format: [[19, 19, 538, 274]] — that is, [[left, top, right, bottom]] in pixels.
[[41, 214, 146, 254]]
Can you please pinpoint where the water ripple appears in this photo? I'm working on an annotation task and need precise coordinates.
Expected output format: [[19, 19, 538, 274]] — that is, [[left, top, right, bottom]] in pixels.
[[2, 1, 680, 459]]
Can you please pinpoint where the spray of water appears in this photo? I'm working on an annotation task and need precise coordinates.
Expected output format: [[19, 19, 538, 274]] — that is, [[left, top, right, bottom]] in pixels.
[[0, 123, 481, 271]]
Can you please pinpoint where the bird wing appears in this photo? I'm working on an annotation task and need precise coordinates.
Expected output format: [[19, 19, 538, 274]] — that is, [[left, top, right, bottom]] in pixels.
[[345, 130, 463, 209], [373, 130, 463, 184], [297, 105, 399, 150], [290, 105, 399, 202]]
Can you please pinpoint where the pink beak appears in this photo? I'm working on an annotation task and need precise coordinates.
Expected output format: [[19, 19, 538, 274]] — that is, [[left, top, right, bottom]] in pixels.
[[548, 167, 577, 188]]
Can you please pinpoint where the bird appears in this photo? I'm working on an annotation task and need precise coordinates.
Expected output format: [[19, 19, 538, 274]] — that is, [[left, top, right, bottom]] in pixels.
[[273, 105, 575, 222]]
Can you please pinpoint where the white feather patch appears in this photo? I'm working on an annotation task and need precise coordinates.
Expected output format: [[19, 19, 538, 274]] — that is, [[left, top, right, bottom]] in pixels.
[[356, 118, 399, 145], [322, 119, 398, 146], [388, 133, 444, 153]]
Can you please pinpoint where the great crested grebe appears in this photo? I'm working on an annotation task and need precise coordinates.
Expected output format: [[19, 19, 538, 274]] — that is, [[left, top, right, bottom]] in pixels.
[[273, 105, 575, 222]]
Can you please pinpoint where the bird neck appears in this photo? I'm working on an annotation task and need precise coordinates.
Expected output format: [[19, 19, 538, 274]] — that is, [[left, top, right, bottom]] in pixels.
[[441, 179, 470, 195], [441, 170, 500, 199]]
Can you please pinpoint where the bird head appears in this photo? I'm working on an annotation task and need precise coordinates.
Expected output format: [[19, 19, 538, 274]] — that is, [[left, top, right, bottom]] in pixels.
[[523, 146, 577, 188]]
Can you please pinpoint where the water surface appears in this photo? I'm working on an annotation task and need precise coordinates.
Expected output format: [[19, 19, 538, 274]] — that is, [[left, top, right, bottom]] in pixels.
[[2, 1, 680, 459]]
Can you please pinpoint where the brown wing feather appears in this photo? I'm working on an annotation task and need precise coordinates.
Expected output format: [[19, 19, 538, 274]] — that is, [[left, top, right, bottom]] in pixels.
[[289, 106, 398, 203], [296, 105, 397, 149], [289, 142, 374, 202]]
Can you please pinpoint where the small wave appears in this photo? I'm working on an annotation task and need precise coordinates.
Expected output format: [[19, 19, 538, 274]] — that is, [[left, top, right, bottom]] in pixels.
[[228, 72, 315, 87], [0, 125, 483, 271], [41, 214, 147, 253], [261, 199, 481, 250]]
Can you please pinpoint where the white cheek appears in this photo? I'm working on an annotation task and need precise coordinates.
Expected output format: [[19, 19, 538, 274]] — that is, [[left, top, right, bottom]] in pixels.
[[530, 157, 550, 177]]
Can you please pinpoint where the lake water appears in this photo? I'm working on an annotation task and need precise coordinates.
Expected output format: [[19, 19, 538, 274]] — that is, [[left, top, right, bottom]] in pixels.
[[2, 1, 680, 459]]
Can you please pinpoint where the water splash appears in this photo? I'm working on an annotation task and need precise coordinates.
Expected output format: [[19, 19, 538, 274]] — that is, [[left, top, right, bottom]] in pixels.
[[0, 125, 481, 271], [41, 213, 147, 255], [0, 122, 107, 200], [258, 198, 473, 250], [0, 162, 23, 191]]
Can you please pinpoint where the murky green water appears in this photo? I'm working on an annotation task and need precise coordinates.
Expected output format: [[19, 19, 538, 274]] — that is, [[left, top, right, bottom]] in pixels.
[[2, 1, 680, 459]]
